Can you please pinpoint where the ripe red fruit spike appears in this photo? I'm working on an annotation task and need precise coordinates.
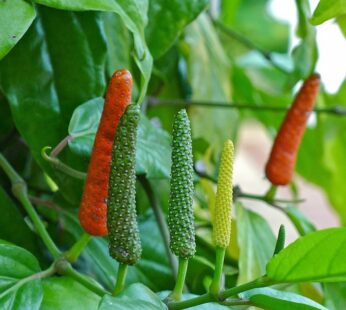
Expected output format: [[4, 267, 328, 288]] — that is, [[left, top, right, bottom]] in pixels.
[[79, 69, 133, 236], [265, 73, 320, 186]]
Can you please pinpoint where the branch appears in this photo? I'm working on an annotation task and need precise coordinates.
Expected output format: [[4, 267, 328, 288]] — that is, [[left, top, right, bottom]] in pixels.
[[65, 232, 91, 263], [41, 146, 87, 180], [0, 263, 56, 300], [0, 153, 61, 258], [57, 261, 108, 297], [147, 97, 346, 116], [168, 276, 273, 309]]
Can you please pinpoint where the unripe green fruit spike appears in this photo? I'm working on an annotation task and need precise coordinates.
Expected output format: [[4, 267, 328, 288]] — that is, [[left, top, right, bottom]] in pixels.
[[168, 109, 196, 259], [107, 104, 142, 266]]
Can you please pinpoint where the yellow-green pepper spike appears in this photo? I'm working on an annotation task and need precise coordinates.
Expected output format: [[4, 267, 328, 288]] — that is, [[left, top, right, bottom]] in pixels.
[[213, 140, 234, 248]]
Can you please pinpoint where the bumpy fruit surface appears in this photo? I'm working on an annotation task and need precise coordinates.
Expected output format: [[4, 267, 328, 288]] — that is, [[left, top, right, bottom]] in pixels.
[[213, 140, 234, 248], [107, 104, 141, 265], [168, 110, 196, 259]]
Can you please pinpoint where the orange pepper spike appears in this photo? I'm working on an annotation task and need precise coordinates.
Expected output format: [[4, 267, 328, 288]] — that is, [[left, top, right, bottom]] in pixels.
[[79, 69, 132, 236], [265, 73, 320, 186]]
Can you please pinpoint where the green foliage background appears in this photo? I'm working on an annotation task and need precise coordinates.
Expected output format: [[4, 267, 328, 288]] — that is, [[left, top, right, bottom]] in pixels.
[[0, 0, 346, 309]]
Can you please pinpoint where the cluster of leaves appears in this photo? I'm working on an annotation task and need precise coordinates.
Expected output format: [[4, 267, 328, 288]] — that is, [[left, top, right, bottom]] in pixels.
[[1, 0, 346, 309]]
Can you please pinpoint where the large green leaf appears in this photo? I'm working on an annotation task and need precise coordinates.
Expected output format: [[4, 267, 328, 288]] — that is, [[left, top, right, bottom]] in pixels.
[[184, 13, 238, 155], [267, 228, 346, 283], [68, 98, 172, 179], [34, 0, 153, 102], [0, 0, 36, 60], [146, 0, 208, 58], [0, 6, 108, 204], [0, 187, 39, 255], [41, 277, 100, 310], [136, 116, 171, 179], [99, 283, 166, 310], [221, 0, 289, 53], [103, 12, 132, 78], [242, 288, 327, 310], [0, 242, 42, 309], [236, 203, 276, 284], [311, 0, 346, 25]]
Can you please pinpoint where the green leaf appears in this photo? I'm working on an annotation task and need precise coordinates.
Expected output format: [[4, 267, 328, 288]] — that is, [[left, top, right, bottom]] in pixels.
[[0, 0, 36, 60], [291, 0, 318, 81], [41, 277, 100, 310], [0, 6, 108, 204], [324, 282, 346, 310], [0, 187, 39, 255], [267, 228, 346, 283], [68, 98, 172, 179], [184, 13, 238, 155], [99, 283, 166, 310], [236, 203, 276, 284], [0, 242, 42, 310], [136, 116, 171, 179], [221, 0, 289, 53], [242, 288, 327, 310], [103, 13, 132, 77], [68, 97, 104, 158], [34, 0, 153, 102], [146, 0, 208, 58], [311, 0, 346, 25], [285, 206, 316, 236], [336, 14, 346, 38]]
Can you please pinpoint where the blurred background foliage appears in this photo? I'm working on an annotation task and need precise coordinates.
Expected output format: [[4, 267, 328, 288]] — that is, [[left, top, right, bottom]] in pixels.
[[0, 0, 345, 308]]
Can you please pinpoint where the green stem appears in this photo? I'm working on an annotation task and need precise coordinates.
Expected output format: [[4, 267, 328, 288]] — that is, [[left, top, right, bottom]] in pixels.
[[168, 293, 212, 310], [0, 153, 61, 258], [65, 233, 91, 263], [113, 263, 128, 296], [147, 97, 346, 116], [139, 175, 178, 277], [63, 264, 108, 296], [220, 276, 273, 299], [265, 185, 277, 201], [237, 191, 304, 204], [41, 147, 86, 180], [169, 276, 274, 310], [169, 258, 189, 301], [209, 247, 226, 297], [50, 135, 73, 157], [0, 263, 56, 300]]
